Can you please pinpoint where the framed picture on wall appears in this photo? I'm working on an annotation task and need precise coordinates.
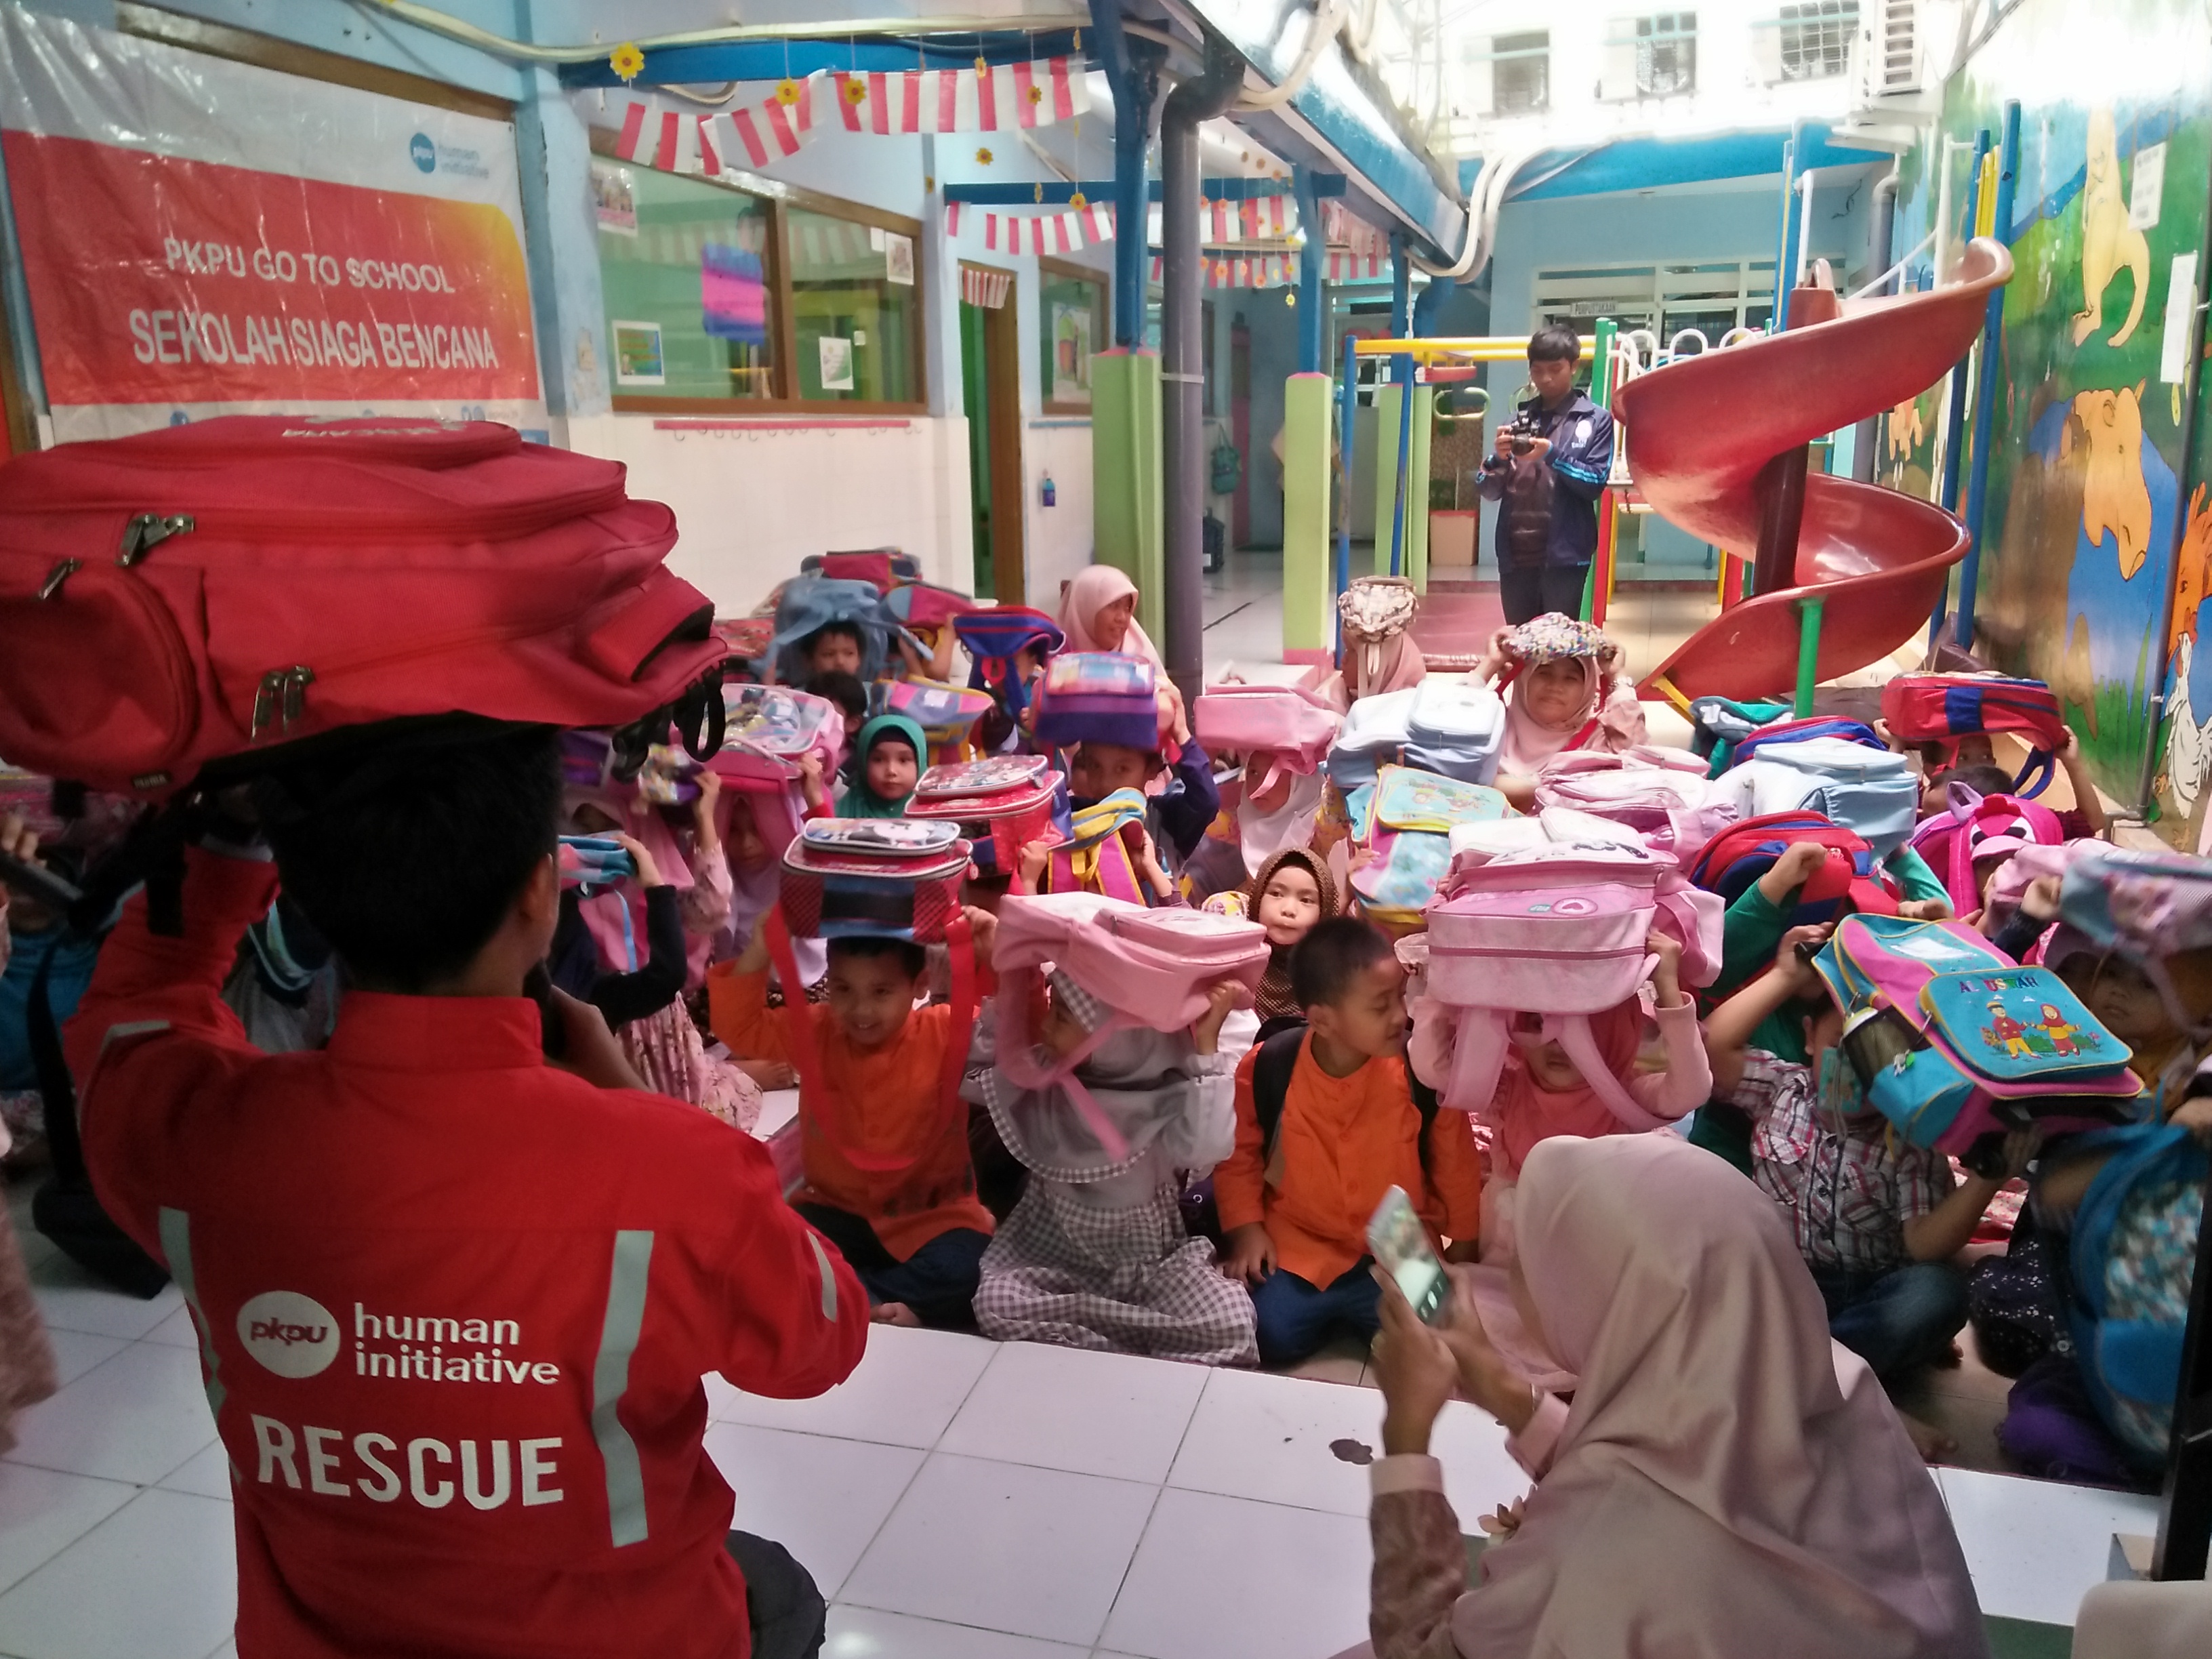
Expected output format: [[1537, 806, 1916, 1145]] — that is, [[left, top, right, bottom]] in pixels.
[[611, 319, 666, 385], [592, 160, 637, 235], [884, 231, 915, 286]]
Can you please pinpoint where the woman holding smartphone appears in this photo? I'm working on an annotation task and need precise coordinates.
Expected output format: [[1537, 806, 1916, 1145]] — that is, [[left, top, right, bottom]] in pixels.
[[1345, 1132, 1988, 1659]]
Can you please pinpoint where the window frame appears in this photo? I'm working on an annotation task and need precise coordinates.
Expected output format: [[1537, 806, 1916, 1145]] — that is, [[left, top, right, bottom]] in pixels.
[[1036, 255, 1107, 416], [1777, 0, 1859, 83], [1633, 12, 1699, 97], [1492, 30, 1551, 117], [588, 126, 928, 416]]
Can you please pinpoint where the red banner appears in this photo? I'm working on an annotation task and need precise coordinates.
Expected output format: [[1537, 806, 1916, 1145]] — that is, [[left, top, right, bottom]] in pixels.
[[3, 131, 539, 407]]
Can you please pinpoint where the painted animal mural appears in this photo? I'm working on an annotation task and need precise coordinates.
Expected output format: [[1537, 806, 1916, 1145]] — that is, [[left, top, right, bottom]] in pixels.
[[2073, 107, 2152, 348], [2066, 382, 2154, 577]]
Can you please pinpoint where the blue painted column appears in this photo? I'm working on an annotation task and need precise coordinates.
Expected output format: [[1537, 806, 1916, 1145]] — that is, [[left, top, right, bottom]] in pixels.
[[1294, 166, 1326, 372], [1090, 0, 1161, 346], [1931, 126, 1992, 646], [1336, 328, 1357, 648], [1955, 102, 2020, 653], [1387, 234, 1414, 577], [1771, 137, 1797, 334]]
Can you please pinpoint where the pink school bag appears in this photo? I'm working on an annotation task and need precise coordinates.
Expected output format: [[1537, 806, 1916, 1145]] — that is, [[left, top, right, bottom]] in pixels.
[[1809, 915, 2139, 1161], [991, 892, 1269, 1155], [1192, 682, 1343, 796], [1533, 749, 1736, 865], [1425, 842, 1722, 1127], [1908, 783, 2067, 916]]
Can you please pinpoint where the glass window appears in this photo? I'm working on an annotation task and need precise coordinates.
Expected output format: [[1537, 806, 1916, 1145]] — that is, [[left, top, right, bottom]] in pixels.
[[787, 205, 920, 405], [596, 162, 775, 401], [1635, 12, 1698, 96], [1038, 266, 1105, 410], [1494, 31, 1549, 115], [1780, 0, 1858, 80]]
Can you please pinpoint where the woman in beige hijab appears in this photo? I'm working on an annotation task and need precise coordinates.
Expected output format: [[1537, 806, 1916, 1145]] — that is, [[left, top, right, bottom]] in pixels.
[[1353, 1132, 1988, 1659]]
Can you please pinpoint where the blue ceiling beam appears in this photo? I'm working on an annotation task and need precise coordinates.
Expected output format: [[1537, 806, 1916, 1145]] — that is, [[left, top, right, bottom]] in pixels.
[[558, 30, 1088, 89], [1456, 124, 1898, 201], [1168, 1, 1467, 263], [944, 174, 1345, 204]]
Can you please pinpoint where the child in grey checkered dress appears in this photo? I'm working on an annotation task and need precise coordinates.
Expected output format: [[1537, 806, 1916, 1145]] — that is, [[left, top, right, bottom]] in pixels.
[[962, 970, 1259, 1366]]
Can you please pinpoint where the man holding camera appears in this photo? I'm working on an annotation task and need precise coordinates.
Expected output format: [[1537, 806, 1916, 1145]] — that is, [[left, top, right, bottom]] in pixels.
[[1476, 324, 1616, 625]]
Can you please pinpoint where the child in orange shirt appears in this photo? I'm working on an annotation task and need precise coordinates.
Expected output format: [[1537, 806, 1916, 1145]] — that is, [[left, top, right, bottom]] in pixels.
[[1216, 918, 1483, 1367], [787, 920, 997, 1328]]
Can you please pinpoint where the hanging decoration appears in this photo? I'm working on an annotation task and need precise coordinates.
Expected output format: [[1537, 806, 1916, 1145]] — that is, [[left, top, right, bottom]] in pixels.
[[944, 199, 1115, 255], [1151, 253, 1299, 290], [1322, 199, 1389, 260], [960, 266, 1015, 309], [1326, 252, 1389, 281], [613, 75, 822, 173], [830, 57, 1088, 135]]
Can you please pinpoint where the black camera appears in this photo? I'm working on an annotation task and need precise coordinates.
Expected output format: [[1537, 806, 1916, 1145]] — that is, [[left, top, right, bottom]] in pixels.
[[1506, 409, 1542, 455]]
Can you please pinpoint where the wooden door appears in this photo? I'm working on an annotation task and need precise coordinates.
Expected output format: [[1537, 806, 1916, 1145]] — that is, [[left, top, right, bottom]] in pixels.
[[981, 285, 1025, 606]]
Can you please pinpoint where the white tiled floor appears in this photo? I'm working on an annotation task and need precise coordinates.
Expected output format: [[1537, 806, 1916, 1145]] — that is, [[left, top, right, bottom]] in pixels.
[[0, 1170, 2179, 1658]]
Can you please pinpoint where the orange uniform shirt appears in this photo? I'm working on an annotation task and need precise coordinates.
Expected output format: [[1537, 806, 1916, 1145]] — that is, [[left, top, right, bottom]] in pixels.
[[790, 1000, 993, 1261], [1216, 1034, 1482, 1286]]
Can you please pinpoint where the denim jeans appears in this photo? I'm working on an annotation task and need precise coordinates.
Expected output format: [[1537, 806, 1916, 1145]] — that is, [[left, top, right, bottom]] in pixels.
[[1252, 1261, 1384, 1368], [1807, 1259, 1969, 1379]]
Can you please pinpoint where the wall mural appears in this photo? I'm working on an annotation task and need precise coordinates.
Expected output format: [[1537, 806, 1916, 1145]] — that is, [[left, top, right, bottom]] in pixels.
[[1885, 0, 2212, 843]]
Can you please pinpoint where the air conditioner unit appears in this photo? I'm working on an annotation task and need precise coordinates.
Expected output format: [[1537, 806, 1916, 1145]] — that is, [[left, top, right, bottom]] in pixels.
[[1861, 0, 1920, 96]]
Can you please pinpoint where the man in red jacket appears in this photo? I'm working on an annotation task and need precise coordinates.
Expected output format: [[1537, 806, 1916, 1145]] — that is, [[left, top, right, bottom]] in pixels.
[[65, 726, 868, 1659]]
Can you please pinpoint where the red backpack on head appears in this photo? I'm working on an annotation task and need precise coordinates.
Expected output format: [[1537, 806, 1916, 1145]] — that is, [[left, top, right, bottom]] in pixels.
[[1685, 811, 1902, 983], [1881, 673, 2068, 796], [0, 417, 725, 798]]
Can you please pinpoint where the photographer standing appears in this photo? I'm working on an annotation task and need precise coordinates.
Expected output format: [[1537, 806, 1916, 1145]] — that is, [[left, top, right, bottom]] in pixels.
[[1477, 325, 1616, 625]]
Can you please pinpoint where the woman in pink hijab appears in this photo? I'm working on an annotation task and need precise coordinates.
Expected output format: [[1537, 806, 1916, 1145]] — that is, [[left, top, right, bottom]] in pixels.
[[1473, 612, 1646, 809], [1353, 1132, 1987, 1659], [1058, 563, 1163, 665]]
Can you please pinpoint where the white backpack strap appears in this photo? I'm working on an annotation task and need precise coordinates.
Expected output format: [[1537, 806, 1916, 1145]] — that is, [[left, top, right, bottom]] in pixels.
[[992, 994, 1135, 1162], [1553, 1013, 1672, 1130], [1443, 1007, 1512, 1117]]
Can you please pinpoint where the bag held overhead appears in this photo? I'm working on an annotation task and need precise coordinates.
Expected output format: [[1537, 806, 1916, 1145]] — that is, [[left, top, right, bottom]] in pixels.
[[0, 417, 724, 796]]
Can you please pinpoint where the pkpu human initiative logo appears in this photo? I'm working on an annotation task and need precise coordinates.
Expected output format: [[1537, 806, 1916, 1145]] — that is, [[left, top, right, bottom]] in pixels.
[[237, 1290, 340, 1378]]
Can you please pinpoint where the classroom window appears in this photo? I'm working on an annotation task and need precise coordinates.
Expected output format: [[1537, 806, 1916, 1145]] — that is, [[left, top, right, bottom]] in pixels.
[[1494, 31, 1549, 115], [1635, 13, 1698, 95], [595, 162, 775, 401], [1779, 0, 1857, 80], [1038, 261, 1105, 411], [787, 205, 920, 405]]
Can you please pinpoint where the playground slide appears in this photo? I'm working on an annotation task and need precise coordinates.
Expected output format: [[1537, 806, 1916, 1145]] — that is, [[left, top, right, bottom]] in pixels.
[[1618, 237, 2014, 705]]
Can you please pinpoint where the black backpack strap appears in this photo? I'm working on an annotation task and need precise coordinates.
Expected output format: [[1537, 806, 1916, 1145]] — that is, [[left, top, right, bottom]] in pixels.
[[1408, 1068, 1441, 1179], [1251, 1026, 1306, 1165]]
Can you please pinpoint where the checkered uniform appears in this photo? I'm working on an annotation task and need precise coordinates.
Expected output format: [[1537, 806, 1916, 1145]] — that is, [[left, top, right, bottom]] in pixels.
[[968, 975, 1258, 1366], [1725, 1050, 1954, 1275]]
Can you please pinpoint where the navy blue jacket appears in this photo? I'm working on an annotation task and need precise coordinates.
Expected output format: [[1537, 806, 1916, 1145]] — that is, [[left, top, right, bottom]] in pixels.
[[1477, 391, 1615, 568]]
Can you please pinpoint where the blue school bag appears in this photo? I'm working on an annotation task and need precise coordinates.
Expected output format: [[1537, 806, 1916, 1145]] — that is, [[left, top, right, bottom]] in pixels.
[[1403, 677, 1505, 785], [766, 575, 905, 684], [2066, 1119, 2209, 1462], [1727, 736, 1919, 859], [1688, 697, 1793, 776]]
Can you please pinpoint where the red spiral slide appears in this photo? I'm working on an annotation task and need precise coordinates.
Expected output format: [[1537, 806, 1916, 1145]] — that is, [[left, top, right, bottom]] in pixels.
[[1617, 237, 2014, 705]]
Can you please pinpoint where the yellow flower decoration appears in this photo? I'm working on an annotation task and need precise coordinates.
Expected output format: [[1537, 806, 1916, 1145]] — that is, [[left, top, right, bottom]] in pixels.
[[1069, 191, 1088, 210], [775, 78, 803, 106], [1027, 83, 1044, 105], [976, 146, 994, 165], [975, 54, 989, 73], [608, 42, 644, 83], [842, 77, 867, 106]]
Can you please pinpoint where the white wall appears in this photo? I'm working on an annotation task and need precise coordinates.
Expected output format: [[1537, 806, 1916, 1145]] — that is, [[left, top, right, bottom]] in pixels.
[[1023, 417, 1093, 608], [567, 412, 972, 613]]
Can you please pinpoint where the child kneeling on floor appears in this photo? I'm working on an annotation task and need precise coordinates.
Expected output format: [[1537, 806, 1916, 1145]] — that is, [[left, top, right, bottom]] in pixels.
[[788, 925, 998, 1329], [1704, 922, 2039, 1454], [966, 970, 1258, 1365], [1217, 918, 1483, 1368]]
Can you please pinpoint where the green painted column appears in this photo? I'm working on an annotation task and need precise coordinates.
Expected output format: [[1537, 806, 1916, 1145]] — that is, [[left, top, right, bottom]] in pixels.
[[1281, 371, 1334, 659], [1090, 348, 1164, 642], [1406, 385, 1435, 593]]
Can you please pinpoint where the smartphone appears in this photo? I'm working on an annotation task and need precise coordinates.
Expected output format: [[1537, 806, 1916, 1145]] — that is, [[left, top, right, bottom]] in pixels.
[[1366, 1185, 1451, 1326]]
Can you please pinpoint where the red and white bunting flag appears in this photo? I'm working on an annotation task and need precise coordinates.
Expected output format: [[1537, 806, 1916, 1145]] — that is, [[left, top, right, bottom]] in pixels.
[[1212, 199, 1231, 243], [1052, 211, 1074, 254], [695, 113, 722, 176], [614, 98, 650, 163], [1088, 201, 1114, 242], [672, 110, 699, 174], [945, 200, 963, 237], [983, 213, 999, 252], [1240, 199, 1258, 239]]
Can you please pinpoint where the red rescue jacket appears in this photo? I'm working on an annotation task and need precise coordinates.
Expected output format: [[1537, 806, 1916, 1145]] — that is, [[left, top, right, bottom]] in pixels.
[[65, 849, 868, 1659]]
